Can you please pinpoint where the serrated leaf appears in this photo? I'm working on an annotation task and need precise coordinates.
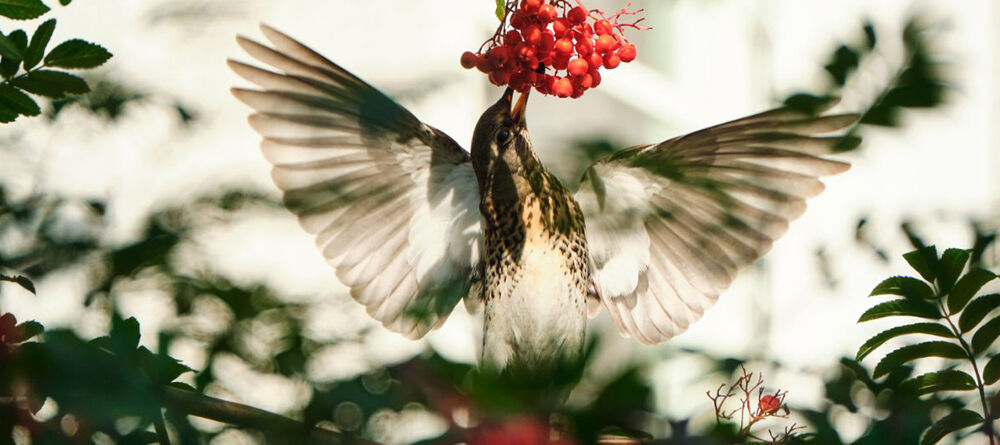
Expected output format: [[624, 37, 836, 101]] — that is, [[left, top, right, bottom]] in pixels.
[[858, 299, 941, 323], [0, 32, 20, 59], [495, 0, 505, 21], [13, 69, 88, 97], [0, 102, 18, 122], [972, 315, 1000, 355], [959, 294, 1000, 333], [856, 322, 953, 361], [870, 275, 936, 300], [937, 248, 970, 294], [920, 409, 983, 445], [984, 354, 1000, 385], [23, 18, 55, 69], [903, 245, 938, 282], [0, 30, 26, 78], [44, 39, 112, 68], [0, 0, 49, 20], [14, 320, 42, 341], [872, 341, 966, 379], [899, 370, 976, 395], [948, 268, 997, 313], [0, 84, 39, 116]]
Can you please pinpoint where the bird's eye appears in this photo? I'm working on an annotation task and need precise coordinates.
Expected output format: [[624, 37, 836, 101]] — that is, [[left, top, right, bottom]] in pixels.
[[496, 128, 512, 145]]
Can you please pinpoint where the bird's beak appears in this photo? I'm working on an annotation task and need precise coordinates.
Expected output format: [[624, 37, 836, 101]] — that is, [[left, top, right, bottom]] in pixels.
[[511, 89, 529, 125]]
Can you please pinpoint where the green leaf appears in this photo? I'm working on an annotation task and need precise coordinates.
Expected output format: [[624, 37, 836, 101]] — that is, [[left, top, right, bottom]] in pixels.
[[858, 299, 941, 323], [959, 293, 1000, 333], [0, 30, 26, 78], [856, 322, 953, 361], [920, 409, 983, 445], [948, 268, 997, 313], [14, 320, 43, 341], [937, 248, 970, 294], [824, 44, 860, 86], [0, 274, 35, 293], [862, 21, 877, 51], [59, 0, 69, 4], [23, 18, 54, 69], [972, 315, 1000, 355], [109, 316, 141, 353], [872, 341, 966, 379], [870, 276, 936, 300], [984, 354, 1000, 385], [0, 32, 21, 59], [44, 39, 112, 68], [903, 245, 938, 282], [494, 0, 505, 21], [899, 370, 976, 396], [13, 69, 88, 97], [0, 0, 50, 20], [0, 84, 39, 116]]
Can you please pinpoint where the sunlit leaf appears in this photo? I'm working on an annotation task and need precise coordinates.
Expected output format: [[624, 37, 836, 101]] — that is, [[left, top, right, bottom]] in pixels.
[[899, 370, 976, 396], [0, 0, 49, 20], [959, 293, 1000, 333], [872, 341, 966, 379], [903, 245, 937, 282], [972, 315, 1000, 355], [495, 0, 505, 21], [870, 276, 935, 300], [44, 39, 112, 68], [948, 268, 997, 313], [856, 322, 952, 361], [920, 409, 983, 445], [858, 299, 940, 323], [23, 18, 54, 69], [937, 248, 970, 294]]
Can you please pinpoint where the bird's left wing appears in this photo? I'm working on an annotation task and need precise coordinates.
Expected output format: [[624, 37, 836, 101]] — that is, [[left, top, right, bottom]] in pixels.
[[229, 25, 482, 339], [575, 105, 856, 344]]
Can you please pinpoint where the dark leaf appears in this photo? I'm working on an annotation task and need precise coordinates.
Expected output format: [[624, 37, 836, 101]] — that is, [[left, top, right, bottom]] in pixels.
[[23, 18, 54, 69], [782, 93, 837, 115], [856, 322, 952, 361], [0, 0, 49, 20], [59, 0, 69, 5], [0, 31, 20, 59], [824, 44, 860, 86], [920, 409, 983, 445], [858, 299, 940, 322], [959, 293, 1000, 333], [0, 274, 35, 293], [0, 84, 39, 115], [0, 30, 26, 78], [44, 39, 112, 68], [984, 354, 1000, 385], [13, 69, 89, 97], [863, 21, 877, 50], [937, 248, 970, 295], [870, 275, 936, 300], [948, 268, 997, 313], [872, 341, 966, 379], [899, 370, 976, 396], [972, 315, 1000, 355], [903, 245, 938, 282], [14, 320, 43, 341], [109, 316, 141, 353]]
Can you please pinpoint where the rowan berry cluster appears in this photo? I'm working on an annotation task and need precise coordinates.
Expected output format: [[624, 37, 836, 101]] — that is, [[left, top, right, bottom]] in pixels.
[[461, 0, 646, 98]]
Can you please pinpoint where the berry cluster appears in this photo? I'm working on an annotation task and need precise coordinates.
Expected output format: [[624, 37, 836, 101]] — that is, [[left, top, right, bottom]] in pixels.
[[461, 0, 646, 98]]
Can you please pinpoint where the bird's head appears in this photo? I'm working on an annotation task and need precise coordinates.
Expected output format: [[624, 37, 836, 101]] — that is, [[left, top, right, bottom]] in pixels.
[[470, 88, 533, 186]]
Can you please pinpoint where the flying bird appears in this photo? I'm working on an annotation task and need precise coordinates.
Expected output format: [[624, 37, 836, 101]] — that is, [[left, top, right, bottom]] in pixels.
[[229, 25, 855, 379]]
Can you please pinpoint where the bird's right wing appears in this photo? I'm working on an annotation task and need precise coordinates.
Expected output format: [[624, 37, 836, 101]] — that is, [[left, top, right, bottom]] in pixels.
[[229, 25, 483, 339], [575, 105, 856, 344]]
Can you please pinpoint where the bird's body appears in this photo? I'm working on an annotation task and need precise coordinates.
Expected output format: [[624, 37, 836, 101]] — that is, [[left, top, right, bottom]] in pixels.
[[231, 25, 857, 381]]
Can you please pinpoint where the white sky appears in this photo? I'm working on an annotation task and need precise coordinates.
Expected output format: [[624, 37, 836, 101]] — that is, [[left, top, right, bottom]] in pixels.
[[1, 0, 998, 443]]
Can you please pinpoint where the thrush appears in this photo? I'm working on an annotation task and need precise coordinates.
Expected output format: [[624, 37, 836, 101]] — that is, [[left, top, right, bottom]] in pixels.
[[229, 25, 856, 378]]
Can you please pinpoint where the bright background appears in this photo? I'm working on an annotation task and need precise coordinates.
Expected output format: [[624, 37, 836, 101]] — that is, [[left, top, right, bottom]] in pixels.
[[1, 0, 997, 443]]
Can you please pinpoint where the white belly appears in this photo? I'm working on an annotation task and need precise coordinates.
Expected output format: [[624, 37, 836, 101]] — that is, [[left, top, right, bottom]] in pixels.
[[481, 243, 587, 374]]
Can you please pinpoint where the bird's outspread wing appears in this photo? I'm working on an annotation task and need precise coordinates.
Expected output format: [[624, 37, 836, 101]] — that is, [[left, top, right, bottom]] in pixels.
[[575, 105, 857, 344], [230, 25, 483, 339]]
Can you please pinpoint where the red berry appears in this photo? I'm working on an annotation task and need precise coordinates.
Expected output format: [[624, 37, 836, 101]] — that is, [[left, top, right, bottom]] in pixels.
[[555, 38, 573, 55], [588, 51, 603, 70], [505, 30, 523, 46], [460, 51, 478, 69], [516, 43, 536, 61], [489, 69, 512, 86], [521, 0, 542, 13], [476, 55, 494, 73], [523, 24, 542, 45], [492, 45, 512, 67], [511, 10, 528, 29], [537, 4, 557, 23], [553, 77, 573, 97], [551, 54, 569, 70], [552, 18, 570, 37], [574, 73, 593, 89], [567, 6, 588, 25], [537, 32, 555, 53], [603, 52, 621, 69], [759, 395, 781, 414], [618, 44, 637, 62], [590, 69, 602, 87], [594, 19, 613, 35], [568, 58, 589, 76], [575, 39, 593, 57], [596, 34, 617, 54]]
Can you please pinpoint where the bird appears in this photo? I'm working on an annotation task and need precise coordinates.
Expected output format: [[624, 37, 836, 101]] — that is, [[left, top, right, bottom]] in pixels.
[[229, 24, 856, 380]]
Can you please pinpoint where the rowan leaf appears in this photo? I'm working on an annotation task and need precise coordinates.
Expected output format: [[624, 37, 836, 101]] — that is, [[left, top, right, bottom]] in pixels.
[[0, 0, 49, 20], [44, 39, 112, 68], [899, 370, 976, 396], [870, 276, 935, 300], [959, 293, 1000, 333], [858, 299, 940, 323], [971, 315, 1000, 355], [948, 268, 997, 313], [856, 322, 952, 362], [903, 245, 938, 282], [23, 18, 54, 69], [872, 341, 966, 379], [920, 409, 983, 445]]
